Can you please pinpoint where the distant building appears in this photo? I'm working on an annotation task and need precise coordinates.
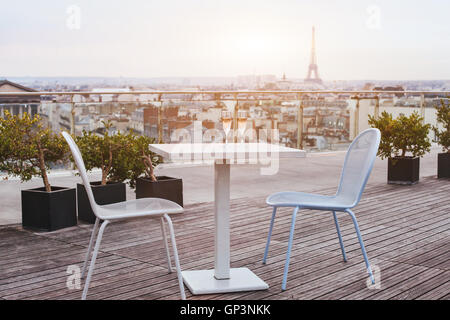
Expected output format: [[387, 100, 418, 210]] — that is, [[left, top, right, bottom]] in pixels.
[[130, 107, 156, 135], [91, 87, 131, 103], [373, 85, 405, 98], [0, 80, 40, 118], [354, 96, 444, 141], [362, 83, 375, 90], [277, 73, 293, 90], [236, 74, 277, 89]]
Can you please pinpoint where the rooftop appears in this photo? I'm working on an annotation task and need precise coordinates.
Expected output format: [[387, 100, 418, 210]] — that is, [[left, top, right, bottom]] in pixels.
[[0, 147, 448, 300]]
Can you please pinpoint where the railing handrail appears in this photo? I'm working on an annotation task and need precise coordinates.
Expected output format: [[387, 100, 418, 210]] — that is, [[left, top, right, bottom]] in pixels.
[[0, 90, 449, 96]]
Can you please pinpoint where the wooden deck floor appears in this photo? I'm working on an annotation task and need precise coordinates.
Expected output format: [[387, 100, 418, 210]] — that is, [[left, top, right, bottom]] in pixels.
[[0, 176, 449, 300]]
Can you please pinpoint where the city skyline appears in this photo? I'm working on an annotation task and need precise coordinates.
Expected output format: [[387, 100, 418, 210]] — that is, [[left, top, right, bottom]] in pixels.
[[0, 0, 449, 80]]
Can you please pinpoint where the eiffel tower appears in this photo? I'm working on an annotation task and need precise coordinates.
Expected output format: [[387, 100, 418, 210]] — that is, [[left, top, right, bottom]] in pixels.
[[305, 26, 322, 84]]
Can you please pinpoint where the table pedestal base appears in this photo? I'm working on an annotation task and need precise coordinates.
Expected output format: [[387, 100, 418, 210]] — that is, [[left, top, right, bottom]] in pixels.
[[182, 268, 269, 295]]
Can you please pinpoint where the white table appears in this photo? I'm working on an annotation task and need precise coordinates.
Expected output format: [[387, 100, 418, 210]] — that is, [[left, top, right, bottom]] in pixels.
[[149, 143, 306, 295]]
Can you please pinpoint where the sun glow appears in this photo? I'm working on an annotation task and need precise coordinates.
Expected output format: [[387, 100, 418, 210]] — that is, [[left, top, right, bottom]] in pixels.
[[236, 34, 270, 56], [214, 29, 291, 75]]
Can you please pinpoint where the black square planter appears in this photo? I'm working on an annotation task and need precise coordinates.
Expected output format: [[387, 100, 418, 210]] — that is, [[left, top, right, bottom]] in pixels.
[[22, 186, 77, 232], [77, 182, 126, 224], [438, 153, 450, 179], [136, 176, 183, 207], [388, 157, 420, 185]]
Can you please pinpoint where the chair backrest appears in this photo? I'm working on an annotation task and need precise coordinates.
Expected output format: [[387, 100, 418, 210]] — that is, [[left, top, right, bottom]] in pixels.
[[335, 128, 381, 207], [62, 131, 100, 217]]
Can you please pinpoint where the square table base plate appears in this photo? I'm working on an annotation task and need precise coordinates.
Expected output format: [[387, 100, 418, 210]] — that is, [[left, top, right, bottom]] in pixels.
[[182, 268, 269, 295]]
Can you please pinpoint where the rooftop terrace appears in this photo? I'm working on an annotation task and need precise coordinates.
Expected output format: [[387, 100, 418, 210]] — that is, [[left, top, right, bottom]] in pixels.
[[0, 147, 448, 300]]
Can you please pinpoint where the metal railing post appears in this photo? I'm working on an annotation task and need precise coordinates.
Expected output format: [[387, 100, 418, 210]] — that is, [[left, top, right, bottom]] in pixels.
[[297, 94, 304, 150], [70, 95, 75, 136], [354, 96, 360, 140], [233, 94, 238, 143], [214, 93, 221, 108], [420, 94, 425, 120], [157, 94, 163, 143], [374, 95, 380, 119]]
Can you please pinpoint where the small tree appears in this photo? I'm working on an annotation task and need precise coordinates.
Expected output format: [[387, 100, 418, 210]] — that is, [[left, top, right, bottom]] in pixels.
[[368, 111, 431, 159], [75, 122, 132, 185], [109, 133, 161, 189], [132, 134, 161, 185], [367, 111, 395, 160], [0, 119, 9, 172], [0, 111, 67, 192], [433, 99, 450, 153]]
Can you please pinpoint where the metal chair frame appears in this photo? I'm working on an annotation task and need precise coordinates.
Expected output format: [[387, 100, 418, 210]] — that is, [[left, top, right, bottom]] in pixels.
[[62, 132, 186, 300], [263, 128, 381, 290]]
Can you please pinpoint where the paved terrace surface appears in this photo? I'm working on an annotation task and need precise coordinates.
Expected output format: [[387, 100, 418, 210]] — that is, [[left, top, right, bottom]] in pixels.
[[0, 147, 449, 300]]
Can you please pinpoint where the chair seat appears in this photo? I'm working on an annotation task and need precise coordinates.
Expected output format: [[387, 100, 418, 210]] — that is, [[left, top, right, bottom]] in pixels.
[[98, 198, 183, 220], [266, 191, 351, 210]]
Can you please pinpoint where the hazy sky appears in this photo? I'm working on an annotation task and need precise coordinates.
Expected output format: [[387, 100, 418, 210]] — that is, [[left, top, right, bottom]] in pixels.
[[0, 0, 449, 80]]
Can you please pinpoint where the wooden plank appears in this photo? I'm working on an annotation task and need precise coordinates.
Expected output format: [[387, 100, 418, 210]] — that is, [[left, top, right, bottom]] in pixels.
[[391, 271, 450, 300], [2, 258, 141, 299]]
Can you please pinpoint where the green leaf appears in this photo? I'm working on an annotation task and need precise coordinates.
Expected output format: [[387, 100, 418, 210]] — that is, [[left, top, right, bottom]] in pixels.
[[0, 111, 68, 190], [433, 99, 450, 153], [369, 110, 431, 159]]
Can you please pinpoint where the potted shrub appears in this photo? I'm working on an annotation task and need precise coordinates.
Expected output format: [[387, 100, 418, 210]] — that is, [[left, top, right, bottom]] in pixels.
[[74, 123, 131, 223], [125, 134, 183, 207], [433, 99, 450, 178], [369, 111, 431, 185], [0, 111, 76, 231]]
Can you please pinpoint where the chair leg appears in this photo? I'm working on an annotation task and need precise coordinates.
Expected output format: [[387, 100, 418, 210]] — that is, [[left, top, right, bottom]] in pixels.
[[332, 211, 347, 262], [163, 214, 186, 300], [82, 220, 109, 300], [81, 218, 100, 279], [282, 207, 299, 291], [346, 209, 375, 284], [263, 207, 277, 264], [160, 217, 173, 273]]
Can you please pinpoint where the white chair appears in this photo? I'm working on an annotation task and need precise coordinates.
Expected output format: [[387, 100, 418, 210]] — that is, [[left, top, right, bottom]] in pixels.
[[62, 132, 186, 300], [263, 128, 381, 291]]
